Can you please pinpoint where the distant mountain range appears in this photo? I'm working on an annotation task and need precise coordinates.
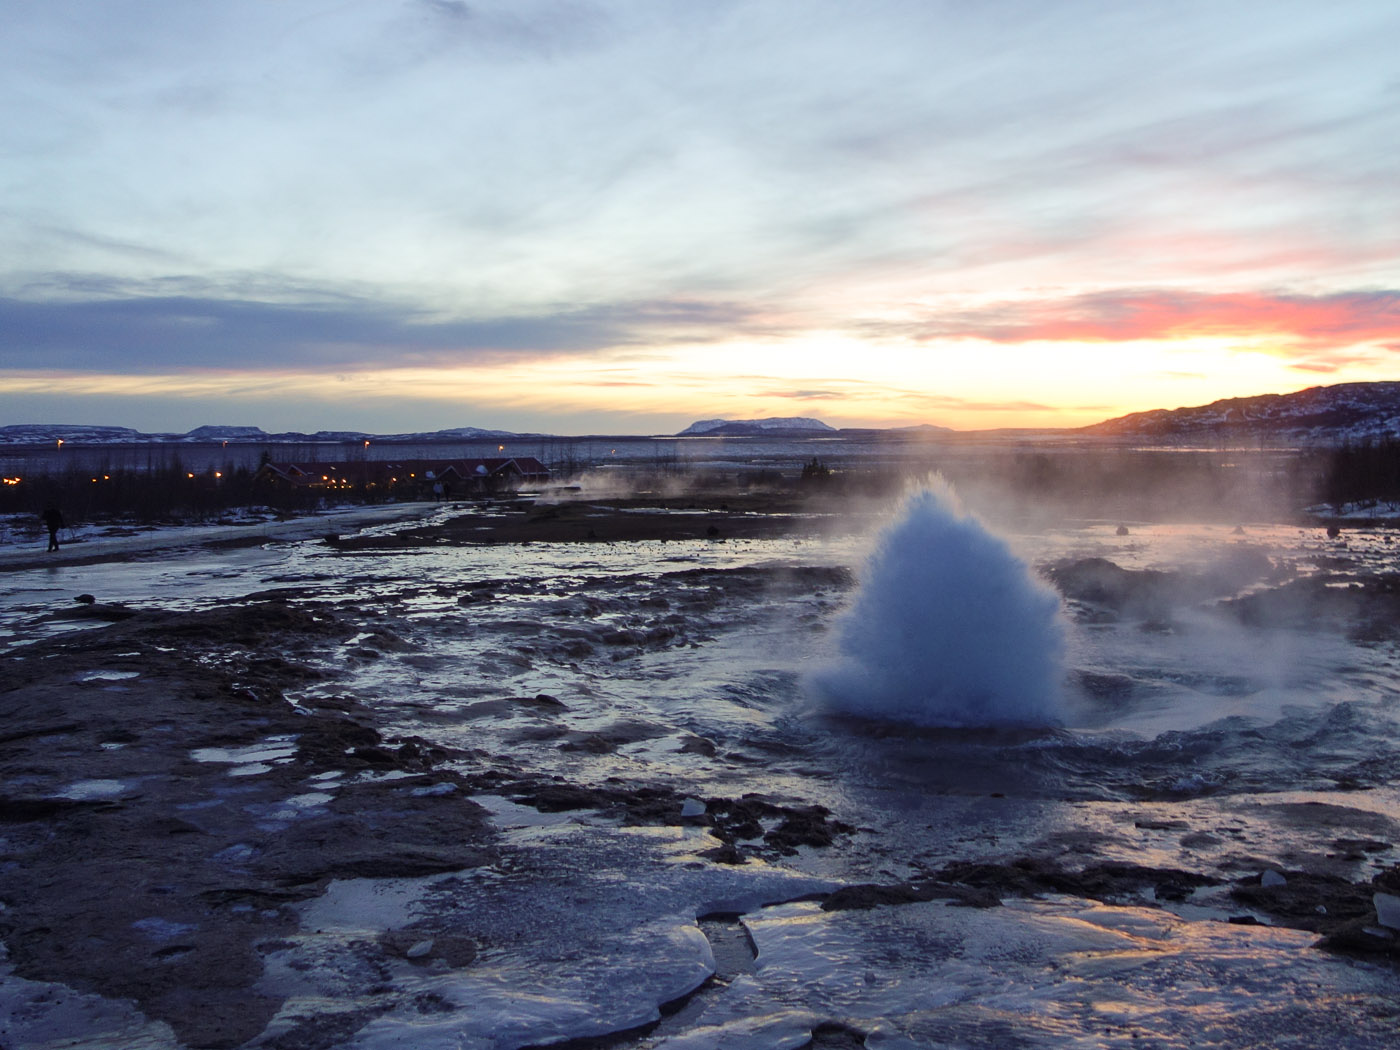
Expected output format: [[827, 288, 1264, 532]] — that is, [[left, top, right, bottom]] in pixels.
[[0, 423, 523, 446], [1082, 382, 1400, 443], [4, 382, 1398, 447]]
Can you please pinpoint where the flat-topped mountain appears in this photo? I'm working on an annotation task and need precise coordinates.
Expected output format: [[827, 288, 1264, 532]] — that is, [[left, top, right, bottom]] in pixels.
[[1083, 382, 1400, 444], [678, 417, 838, 436]]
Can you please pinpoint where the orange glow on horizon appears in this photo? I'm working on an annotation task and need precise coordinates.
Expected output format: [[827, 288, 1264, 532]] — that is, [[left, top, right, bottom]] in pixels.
[[2, 315, 1394, 433]]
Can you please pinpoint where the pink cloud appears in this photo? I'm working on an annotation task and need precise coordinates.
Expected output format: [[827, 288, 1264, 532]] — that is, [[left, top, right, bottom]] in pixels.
[[922, 290, 1400, 346]]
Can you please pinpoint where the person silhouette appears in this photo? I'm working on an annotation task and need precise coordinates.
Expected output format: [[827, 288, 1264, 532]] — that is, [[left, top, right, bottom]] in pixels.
[[41, 505, 65, 551]]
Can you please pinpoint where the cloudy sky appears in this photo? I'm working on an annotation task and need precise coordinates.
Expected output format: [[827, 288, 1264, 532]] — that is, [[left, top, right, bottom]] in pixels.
[[2, 0, 1397, 434]]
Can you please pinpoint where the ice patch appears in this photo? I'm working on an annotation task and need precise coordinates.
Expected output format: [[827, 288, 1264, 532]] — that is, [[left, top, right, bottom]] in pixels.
[[473, 794, 580, 828], [0, 946, 181, 1050], [53, 778, 132, 800], [411, 782, 458, 797], [667, 896, 1400, 1047], [649, 1009, 818, 1050], [77, 669, 139, 682], [259, 825, 836, 1050], [190, 737, 297, 767]]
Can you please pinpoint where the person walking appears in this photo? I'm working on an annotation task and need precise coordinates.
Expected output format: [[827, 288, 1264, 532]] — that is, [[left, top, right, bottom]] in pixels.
[[41, 505, 65, 551]]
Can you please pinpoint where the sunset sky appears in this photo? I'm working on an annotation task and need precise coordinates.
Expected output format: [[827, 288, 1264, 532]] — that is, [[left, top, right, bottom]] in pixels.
[[2, 1, 1398, 435]]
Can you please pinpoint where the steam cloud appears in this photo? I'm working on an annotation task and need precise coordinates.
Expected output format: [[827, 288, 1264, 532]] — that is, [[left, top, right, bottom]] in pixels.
[[812, 479, 1066, 727]]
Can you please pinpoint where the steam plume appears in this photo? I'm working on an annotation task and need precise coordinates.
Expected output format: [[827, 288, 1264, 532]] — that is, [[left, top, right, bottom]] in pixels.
[[812, 479, 1065, 727]]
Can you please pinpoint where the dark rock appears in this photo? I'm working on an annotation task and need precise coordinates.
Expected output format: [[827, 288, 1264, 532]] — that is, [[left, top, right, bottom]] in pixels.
[[1330, 838, 1391, 860], [601, 628, 647, 645], [49, 602, 136, 622], [349, 746, 399, 767], [517, 784, 610, 812], [1318, 920, 1400, 960], [297, 720, 382, 767], [821, 881, 999, 911], [809, 1021, 868, 1049], [700, 843, 747, 865], [1230, 870, 1375, 932], [705, 798, 770, 843], [0, 797, 119, 822], [558, 719, 668, 754], [1219, 575, 1400, 639], [936, 857, 1219, 905], [1044, 558, 1186, 623], [1373, 864, 1400, 894], [1047, 550, 1275, 622], [765, 805, 848, 853]]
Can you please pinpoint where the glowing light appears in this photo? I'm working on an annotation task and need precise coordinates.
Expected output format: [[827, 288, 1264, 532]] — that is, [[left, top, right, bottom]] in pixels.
[[187, 472, 194, 478], [56, 439, 63, 449], [214, 471, 222, 478], [5, 305, 1397, 432]]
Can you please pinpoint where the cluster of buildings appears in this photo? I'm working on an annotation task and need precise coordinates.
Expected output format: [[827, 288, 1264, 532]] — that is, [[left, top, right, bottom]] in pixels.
[[255, 456, 549, 498]]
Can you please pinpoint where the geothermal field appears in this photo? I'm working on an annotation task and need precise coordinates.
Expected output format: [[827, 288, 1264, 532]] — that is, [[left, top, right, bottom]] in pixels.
[[3, 451, 1400, 1049]]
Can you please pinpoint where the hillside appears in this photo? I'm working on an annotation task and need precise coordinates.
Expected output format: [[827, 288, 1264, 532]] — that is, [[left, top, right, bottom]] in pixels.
[[1083, 382, 1400, 444]]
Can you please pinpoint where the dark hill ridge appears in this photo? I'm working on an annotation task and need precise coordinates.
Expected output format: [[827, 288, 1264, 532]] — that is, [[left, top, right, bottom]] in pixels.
[[1083, 382, 1400, 443]]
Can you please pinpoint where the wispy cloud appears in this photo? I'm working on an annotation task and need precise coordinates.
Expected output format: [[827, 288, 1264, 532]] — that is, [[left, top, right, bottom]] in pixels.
[[4, 3, 1399, 431], [0, 293, 758, 372]]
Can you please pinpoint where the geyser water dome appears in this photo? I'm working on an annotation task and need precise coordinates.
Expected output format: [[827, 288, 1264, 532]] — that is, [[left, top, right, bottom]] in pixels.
[[812, 480, 1066, 727]]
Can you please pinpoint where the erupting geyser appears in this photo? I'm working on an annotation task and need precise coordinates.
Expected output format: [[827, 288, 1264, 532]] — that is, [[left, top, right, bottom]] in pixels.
[[812, 480, 1066, 727]]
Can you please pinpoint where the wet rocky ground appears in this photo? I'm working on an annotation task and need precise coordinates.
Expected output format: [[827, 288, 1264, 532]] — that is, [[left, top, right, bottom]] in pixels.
[[4, 496, 1400, 1048]]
